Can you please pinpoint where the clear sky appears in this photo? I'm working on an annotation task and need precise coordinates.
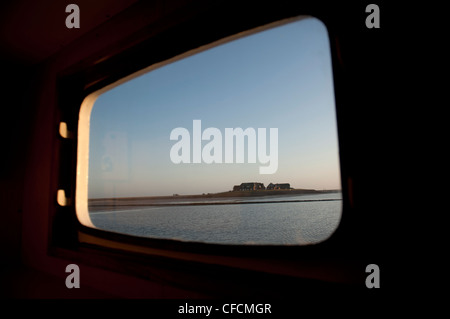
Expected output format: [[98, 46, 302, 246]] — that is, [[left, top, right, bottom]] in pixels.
[[88, 17, 341, 198]]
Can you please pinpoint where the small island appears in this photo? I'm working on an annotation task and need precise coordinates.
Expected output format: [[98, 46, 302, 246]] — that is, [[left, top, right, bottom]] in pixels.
[[88, 182, 341, 211]]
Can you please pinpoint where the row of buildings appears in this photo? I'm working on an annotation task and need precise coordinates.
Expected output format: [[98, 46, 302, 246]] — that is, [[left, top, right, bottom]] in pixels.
[[232, 182, 291, 191]]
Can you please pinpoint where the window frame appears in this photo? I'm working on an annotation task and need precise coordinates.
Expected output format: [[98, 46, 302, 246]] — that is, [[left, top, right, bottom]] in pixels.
[[50, 2, 362, 294]]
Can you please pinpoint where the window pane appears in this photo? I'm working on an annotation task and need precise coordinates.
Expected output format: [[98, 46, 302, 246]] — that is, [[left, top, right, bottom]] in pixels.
[[84, 16, 342, 245]]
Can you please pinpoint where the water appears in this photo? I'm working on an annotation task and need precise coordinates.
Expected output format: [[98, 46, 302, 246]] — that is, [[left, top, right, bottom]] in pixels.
[[89, 192, 342, 245]]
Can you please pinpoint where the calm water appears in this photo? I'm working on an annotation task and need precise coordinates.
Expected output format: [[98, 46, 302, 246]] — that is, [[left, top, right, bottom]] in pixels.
[[89, 192, 342, 245]]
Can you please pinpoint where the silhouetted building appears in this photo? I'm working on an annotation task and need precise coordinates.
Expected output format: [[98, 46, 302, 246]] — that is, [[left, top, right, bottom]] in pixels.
[[239, 182, 265, 191], [267, 183, 291, 190]]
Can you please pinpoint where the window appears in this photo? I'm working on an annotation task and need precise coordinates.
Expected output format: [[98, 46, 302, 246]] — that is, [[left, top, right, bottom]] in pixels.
[[76, 16, 341, 245]]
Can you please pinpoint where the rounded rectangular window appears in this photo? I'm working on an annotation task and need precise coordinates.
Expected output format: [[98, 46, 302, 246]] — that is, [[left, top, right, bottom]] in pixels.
[[76, 16, 342, 245]]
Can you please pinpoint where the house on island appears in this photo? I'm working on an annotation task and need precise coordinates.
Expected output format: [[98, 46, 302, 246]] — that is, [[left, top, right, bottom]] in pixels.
[[267, 183, 291, 190], [233, 182, 265, 191]]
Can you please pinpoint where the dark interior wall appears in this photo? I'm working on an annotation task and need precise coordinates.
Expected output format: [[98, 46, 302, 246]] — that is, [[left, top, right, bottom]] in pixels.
[[0, 62, 31, 264]]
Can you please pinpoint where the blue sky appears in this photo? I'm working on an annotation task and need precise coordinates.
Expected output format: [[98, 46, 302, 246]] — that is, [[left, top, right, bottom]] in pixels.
[[88, 17, 341, 198]]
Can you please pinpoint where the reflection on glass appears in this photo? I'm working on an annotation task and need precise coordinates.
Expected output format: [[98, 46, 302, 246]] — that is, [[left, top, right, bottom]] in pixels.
[[87, 16, 342, 245]]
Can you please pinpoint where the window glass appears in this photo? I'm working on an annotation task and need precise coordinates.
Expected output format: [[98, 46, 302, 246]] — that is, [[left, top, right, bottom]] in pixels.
[[83, 16, 342, 245]]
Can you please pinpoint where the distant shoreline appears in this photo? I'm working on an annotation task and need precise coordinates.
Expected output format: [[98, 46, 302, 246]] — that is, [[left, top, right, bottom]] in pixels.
[[89, 188, 340, 202], [88, 189, 341, 211]]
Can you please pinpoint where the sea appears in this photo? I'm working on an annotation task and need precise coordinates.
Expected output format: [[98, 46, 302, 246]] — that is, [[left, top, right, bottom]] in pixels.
[[89, 192, 342, 245]]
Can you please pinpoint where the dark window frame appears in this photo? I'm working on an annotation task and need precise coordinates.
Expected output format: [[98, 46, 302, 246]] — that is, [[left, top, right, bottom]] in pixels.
[[49, 2, 370, 295]]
